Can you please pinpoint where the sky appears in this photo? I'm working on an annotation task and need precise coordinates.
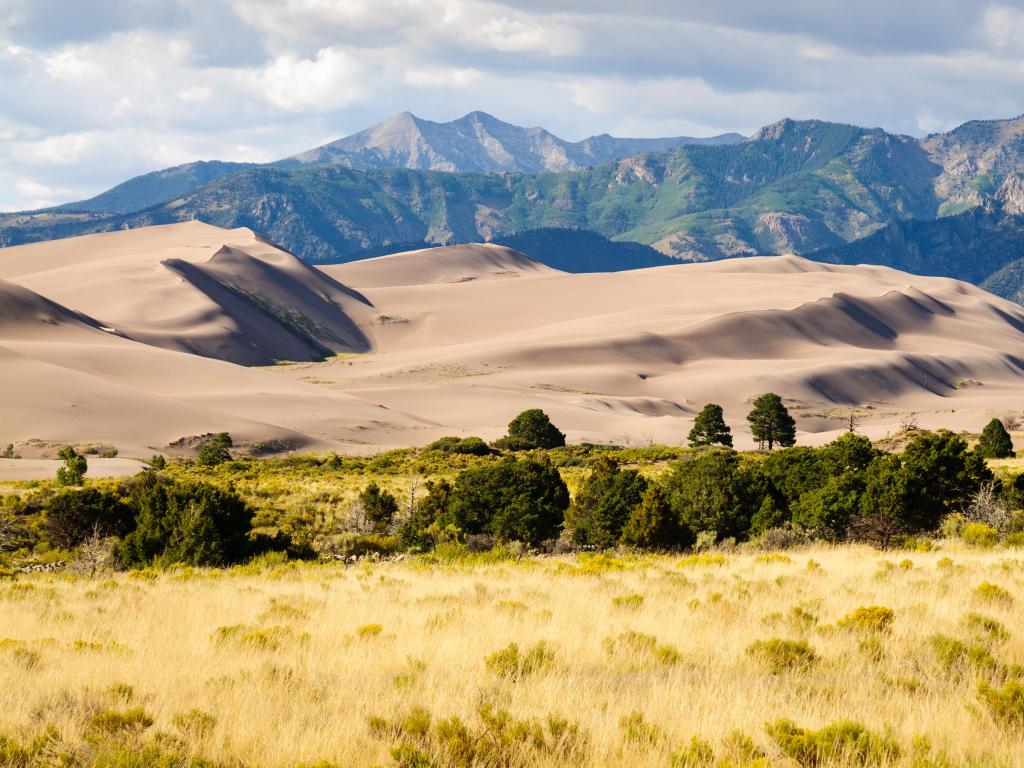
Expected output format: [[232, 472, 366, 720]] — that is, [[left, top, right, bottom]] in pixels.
[[2, 1, 1024, 211]]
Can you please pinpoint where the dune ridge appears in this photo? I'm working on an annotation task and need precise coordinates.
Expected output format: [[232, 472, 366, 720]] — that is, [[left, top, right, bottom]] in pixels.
[[3, 223, 1024, 456], [0, 221, 373, 365]]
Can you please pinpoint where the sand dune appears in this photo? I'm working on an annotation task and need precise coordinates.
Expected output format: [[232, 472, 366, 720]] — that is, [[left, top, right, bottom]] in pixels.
[[319, 243, 559, 288], [0, 222, 373, 365], [3, 223, 1024, 458]]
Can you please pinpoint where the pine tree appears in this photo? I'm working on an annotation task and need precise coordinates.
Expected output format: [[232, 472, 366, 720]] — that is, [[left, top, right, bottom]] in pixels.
[[198, 432, 233, 467], [359, 482, 399, 534], [687, 404, 733, 447], [746, 393, 797, 450], [499, 409, 566, 450], [975, 418, 1015, 459], [619, 485, 688, 549], [56, 446, 88, 486]]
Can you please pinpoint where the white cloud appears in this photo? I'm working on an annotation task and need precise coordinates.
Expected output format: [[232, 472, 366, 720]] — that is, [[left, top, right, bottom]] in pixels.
[[177, 85, 213, 103], [982, 5, 1024, 53], [13, 178, 77, 209], [12, 132, 99, 165], [250, 47, 365, 111], [404, 66, 483, 88]]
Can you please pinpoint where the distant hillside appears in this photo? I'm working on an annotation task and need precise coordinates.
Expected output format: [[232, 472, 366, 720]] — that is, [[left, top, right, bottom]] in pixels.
[[810, 201, 1024, 301], [57, 160, 258, 214], [7, 113, 1024, 282], [0, 118, 945, 263], [39, 112, 742, 218], [493, 229, 675, 272]]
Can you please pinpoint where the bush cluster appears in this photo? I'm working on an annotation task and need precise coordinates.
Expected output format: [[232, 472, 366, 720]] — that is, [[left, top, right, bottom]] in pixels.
[[8, 471, 259, 569]]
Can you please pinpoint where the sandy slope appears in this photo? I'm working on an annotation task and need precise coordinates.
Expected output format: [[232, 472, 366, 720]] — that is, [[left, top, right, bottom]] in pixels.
[[3, 222, 1024, 459], [0, 274, 427, 458], [0, 221, 373, 365], [319, 243, 560, 288]]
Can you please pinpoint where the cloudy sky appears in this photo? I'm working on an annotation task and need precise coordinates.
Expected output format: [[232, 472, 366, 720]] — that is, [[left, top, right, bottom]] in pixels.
[[2, 0, 1024, 211]]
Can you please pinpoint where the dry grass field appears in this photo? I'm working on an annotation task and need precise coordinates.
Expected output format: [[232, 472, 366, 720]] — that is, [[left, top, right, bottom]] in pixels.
[[1, 546, 1023, 767]]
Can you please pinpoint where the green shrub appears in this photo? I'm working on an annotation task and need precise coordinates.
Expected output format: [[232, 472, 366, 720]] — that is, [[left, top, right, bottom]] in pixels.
[[369, 703, 588, 766], [197, 433, 232, 467], [975, 418, 1015, 459], [662, 450, 766, 542], [619, 711, 661, 745], [495, 409, 566, 450], [603, 631, 681, 666], [746, 639, 817, 674], [977, 680, 1024, 728], [358, 482, 398, 534], [620, 484, 691, 549], [172, 708, 216, 739], [56, 446, 88, 486], [975, 581, 1013, 605], [836, 606, 895, 634], [117, 473, 253, 567], [88, 707, 154, 735], [443, 457, 569, 545], [960, 522, 999, 548], [426, 436, 491, 456], [963, 613, 1010, 643], [44, 488, 134, 550], [357, 623, 384, 638], [611, 593, 644, 610], [721, 731, 767, 764], [564, 456, 647, 548], [214, 624, 304, 651], [929, 634, 999, 676], [765, 719, 899, 766], [669, 736, 714, 767], [484, 641, 555, 679], [1007, 531, 1024, 548]]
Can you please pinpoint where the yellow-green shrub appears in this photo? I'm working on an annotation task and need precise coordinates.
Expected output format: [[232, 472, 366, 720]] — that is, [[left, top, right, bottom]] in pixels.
[[746, 639, 817, 674], [484, 641, 555, 679], [765, 719, 899, 766], [961, 523, 999, 548], [975, 582, 1014, 605], [836, 606, 895, 634], [977, 680, 1024, 728]]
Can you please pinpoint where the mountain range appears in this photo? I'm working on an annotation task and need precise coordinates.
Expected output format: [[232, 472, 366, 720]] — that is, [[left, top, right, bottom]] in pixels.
[[5, 112, 1024, 297], [51, 111, 742, 215], [281, 110, 744, 172]]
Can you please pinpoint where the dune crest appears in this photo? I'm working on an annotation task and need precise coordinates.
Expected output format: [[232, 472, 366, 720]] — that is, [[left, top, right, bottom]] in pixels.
[[0, 221, 372, 365]]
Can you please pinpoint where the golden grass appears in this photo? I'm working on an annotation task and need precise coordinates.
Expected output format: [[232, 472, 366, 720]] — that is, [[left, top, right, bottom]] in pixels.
[[0, 546, 1022, 766]]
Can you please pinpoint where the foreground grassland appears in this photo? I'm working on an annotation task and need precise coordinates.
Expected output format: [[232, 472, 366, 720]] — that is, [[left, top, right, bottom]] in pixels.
[[1, 547, 1023, 767]]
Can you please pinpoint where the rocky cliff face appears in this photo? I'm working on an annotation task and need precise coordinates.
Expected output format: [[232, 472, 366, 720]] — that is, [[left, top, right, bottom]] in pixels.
[[922, 115, 1024, 211], [996, 172, 1024, 215]]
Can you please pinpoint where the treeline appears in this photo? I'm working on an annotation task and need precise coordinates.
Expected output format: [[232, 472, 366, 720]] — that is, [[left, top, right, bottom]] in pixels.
[[1, 471, 286, 571], [389, 428, 1020, 552], [343, 407, 1023, 554], [2, 407, 1022, 572]]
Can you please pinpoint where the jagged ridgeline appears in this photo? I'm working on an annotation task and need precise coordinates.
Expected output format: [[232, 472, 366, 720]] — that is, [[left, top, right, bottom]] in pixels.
[[4, 113, 1024, 298]]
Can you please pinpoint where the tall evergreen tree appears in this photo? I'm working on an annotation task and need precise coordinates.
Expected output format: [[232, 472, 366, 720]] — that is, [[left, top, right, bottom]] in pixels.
[[620, 485, 689, 549], [499, 409, 566, 450], [747, 393, 797, 450], [565, 456, 648, 548], [56, 446, 88, 486], [687, 404, 733, 448], [359, 482, 399, 534], [975, 418, 1015, 459]]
